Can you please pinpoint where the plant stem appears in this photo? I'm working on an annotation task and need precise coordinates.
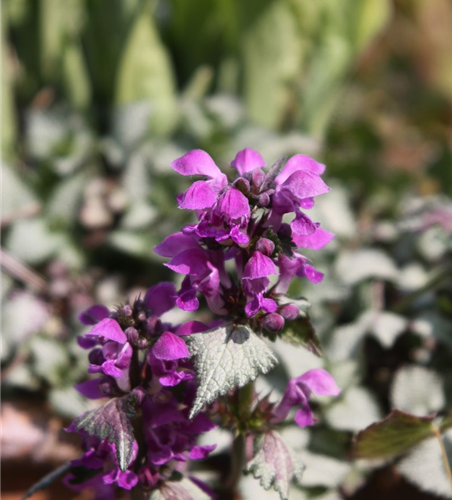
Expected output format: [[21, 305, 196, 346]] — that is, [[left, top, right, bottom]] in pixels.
[[433, 424, 452, 498], [225, 383, 254, 496]]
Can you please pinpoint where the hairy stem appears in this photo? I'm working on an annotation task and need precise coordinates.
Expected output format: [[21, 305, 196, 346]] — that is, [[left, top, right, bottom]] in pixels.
[[433, 425, 452, 498]]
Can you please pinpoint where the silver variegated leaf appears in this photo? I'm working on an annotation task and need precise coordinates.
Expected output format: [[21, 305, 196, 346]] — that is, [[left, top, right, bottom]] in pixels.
[[149, 476, 211, 500], [187, 324, 278, 418], [245, 430, 305, 500]]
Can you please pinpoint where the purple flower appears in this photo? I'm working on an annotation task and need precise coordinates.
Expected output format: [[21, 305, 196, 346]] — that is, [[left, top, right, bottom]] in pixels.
[[272, 369, 341, 427], [143, 398, 216, 466], [230, 148, 266, 175]]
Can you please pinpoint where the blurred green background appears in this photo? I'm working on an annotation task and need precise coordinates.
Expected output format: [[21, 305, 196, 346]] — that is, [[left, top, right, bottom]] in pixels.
[[1, 0, 452, 499]]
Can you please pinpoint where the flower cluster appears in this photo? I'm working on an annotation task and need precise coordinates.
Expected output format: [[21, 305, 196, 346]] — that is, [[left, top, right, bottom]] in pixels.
[[66, 285, 216, 499], [155, 149, 334, 333], [64, 149, 340, 500]]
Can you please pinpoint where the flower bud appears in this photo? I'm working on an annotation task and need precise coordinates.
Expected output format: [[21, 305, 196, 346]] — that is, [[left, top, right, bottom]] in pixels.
[[88, 348, 104, 365], [251, 169, 266, 190], [262, 313, 285, 333], [233, 177, 250, 194], [278, 223, 292, 239], [131, 386, 147, 405], [137, 311, 147, 322], [255, 238, 275, 257], [122, 304, 132, 317], [125, 326, 139, 345], [99, 379, 118, 397], [279, 304, 300, 321], [257, 192, 270, 207], [138, 338, 149, 349]]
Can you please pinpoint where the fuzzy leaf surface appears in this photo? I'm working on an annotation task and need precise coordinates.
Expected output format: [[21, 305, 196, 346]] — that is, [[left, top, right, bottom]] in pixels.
[[245, 430, 305, 500], [354, 409, 452, 459], [71, 394, 137, 472], [188, 324, 278, 418], [149, 476, 210, 500]]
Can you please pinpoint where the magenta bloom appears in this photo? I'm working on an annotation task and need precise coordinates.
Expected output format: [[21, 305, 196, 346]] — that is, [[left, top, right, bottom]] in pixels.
[[272, 369, 341, 427], [157, 148, 333, 320]]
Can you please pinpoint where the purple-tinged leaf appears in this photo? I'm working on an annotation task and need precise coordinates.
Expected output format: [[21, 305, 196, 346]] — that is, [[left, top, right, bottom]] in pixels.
[[245, 430, 305, 500], [279, 315, 322, 357], [353, 410, 452, 459], [70, 394, 138, 472], [149, 474, 211, 500]]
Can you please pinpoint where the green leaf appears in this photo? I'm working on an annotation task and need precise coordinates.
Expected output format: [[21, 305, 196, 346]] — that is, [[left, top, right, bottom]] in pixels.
[[245, 430, 305, 500], [115, 0, 178, 136], [71, 394, 138, 472], [353, 410, 452, 459], [187, 324, 278, 418], [279, 315, 322, 357], [21, 462, 71, 500]]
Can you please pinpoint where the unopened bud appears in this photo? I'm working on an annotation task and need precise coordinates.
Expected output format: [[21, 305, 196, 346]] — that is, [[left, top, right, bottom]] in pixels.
[[122, 304, 132, 317], [138, 338, 148, 349], [279, 304, 300, 321], [262, 313, 285, 333], [257, 192, 270, 207], [88, 348, 104, 365], [125, 326, 139, 345], [233, 177, 250, 194], [251, 169, 266, 190], [99, 379, 117, 397], [255, 238, 275, 257], [137, 311, 147, 322], [278, 223, 292, 239]]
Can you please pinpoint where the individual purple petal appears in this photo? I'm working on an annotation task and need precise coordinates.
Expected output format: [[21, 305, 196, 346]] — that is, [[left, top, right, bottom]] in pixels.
[[219, 188, 250, 220], [294, 407, 315, 428], [300, 197, 315, 209], [176, 321, 209, 336], [291, 212, 318, 236], [101, 360, 124, 378], [160, 370, 194, 387], [292, 227, 335, 250], [152, 332, 191, 361], [75, 378, 105, 399], [297, 263, 324, 283], [185, 414, 216, 434], [243, 251, 278, 280], [176, 289, 200, 312], [230, 148, 266, 175], [298, 368, 341, 396], [274, 254, 301, 294], [144, 282, 177, 316], [261, 297, 277, 313], [230, 226, 249, 246], [165, 249, 208, 276], [171, 149, 223, 179], [154, 232, 199, 258], [116, 470, 138, 490], [86, 318, 127, 344], [275, 154, 325, 185], [77, 335, 98, 349], [115, 342, 133, 370], [78, 305, 109, 325], [245, 296, 260, 317], [280, 170, 330, 200], [178, 181, 217, 210], [189, 444, 217, 460], [148, 402, 186, 428]]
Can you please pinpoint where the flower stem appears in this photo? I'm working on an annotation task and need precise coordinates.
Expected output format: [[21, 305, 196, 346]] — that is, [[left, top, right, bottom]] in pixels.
[[433, 424, 452, 498]]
